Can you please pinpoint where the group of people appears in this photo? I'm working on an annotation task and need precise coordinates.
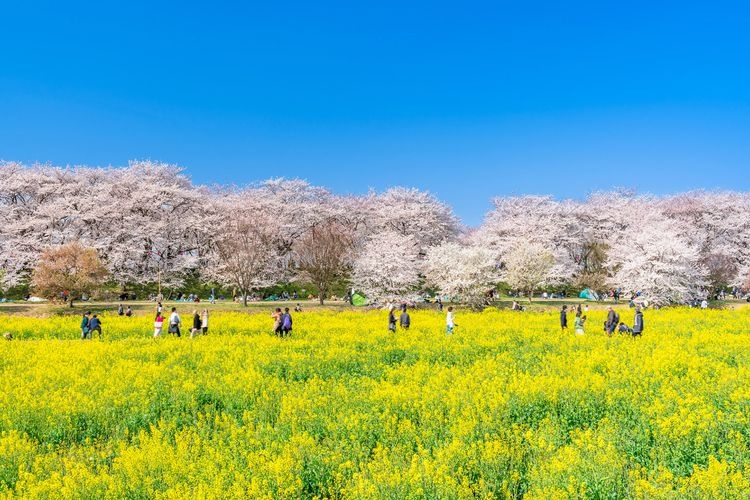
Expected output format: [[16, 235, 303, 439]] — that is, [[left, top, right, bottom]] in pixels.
[[560, 304, 644, 337], [388, 305, 412, 332], [80, 311, 103, 339], [153, 306, 209, 338], [271, 308, 294, 337], [387, 304, 457, 334]]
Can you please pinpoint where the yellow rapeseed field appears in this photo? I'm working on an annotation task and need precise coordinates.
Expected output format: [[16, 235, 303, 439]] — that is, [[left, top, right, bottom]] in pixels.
[[0, 308, 749, 498]]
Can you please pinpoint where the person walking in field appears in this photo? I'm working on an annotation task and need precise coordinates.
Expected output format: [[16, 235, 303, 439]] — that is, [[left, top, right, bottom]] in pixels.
[[168, 307, 181, 337], [574, 312, 586, 335], [399, 306, 411, 331], [190, 310, 202, 338], [89, 314, 103, 339], [388, 305, 397, 333], [446, 306, 456, 334], [201, 309, 209, 335], [80, 311, 91, 340], [272, 308, 283, 336], [632, 307, 644, 337], [117, 304, 124, 316], [281, 307, 293, 337], [154, 312, 164, 337], [436, 298, 443, 313], [560, 305, 568, 332], [605, 306, 619, 336]]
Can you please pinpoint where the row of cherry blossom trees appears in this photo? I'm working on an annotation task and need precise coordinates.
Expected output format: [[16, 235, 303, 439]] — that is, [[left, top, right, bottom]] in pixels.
[[2, 160, 749, 306]]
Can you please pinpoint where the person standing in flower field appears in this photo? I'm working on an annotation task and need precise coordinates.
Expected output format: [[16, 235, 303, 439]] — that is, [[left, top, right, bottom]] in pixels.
[[271, 307, 283, 336], [80, 311, 91, 339], [201, 309, 209, 335], [559, 305, 568, 332], [446, 306, 456, 334], [388, 305, 397, 333], [632, 306, 644, 337], [89, 314, 103, 339], [117, 304, 124, 316], [281, 307, 293, 337], [399, 305, 411, 331], [190, 310, 202, 338], [574, 312, 586, 335], [605, 306, 619, 336], [168, 307, 181, 337], [154, 312, 164, 337]]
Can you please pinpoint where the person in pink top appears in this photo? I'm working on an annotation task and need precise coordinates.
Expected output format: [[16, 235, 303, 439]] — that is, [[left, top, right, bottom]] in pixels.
[[154, 312, 164, 338]]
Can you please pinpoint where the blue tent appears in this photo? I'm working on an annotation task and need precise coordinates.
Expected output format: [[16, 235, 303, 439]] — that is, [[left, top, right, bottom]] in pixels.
[[579, 288, 599, 300]]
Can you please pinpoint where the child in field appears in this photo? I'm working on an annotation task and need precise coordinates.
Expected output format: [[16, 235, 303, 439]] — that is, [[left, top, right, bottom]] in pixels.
[[574, 312, 586, 335], [618, 322, 632, 334], [201, 310, 209, 334], [446, 306, 456, 334], [154, 312, 164, 337], [388, 306, 397, 333], [560, 305, 568, 332]]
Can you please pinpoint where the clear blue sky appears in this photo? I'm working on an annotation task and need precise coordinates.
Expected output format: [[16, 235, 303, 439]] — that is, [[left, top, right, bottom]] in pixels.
[[2, 0, 750, 225]]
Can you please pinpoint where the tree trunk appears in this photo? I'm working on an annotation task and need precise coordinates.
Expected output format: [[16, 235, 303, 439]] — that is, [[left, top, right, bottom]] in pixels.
[[528, 291, 533, 303], [69, 298, 74, 308], [242, 288, 248, 307], [318, 285, 325, 305]]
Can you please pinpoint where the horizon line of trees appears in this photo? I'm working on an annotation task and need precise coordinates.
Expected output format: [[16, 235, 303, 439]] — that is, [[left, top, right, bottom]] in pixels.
[[2, 160, 750, 307]]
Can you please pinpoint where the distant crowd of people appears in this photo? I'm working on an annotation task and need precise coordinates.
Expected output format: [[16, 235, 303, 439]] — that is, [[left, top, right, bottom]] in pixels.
[[559, 304, 644, 337]]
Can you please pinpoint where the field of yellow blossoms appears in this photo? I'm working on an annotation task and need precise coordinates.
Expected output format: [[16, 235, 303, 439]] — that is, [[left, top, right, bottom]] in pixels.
[[0, 307, 749, 498]]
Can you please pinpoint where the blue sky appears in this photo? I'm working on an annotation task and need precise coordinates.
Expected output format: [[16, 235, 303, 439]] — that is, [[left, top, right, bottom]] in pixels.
[[2, 1, 750, 225]]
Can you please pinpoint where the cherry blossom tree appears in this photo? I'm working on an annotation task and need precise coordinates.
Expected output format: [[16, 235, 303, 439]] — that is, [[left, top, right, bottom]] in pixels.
[[365, 187, 460, 250], [424, 242, 499, 308], [352, 231, 422, 303], [503, 240, 555, 302], [607, 213, 707, 303]]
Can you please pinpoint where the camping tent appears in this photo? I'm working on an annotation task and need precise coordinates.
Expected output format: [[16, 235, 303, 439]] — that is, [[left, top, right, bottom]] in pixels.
[[579, 288, 599, 301], [351, 292, 367, 306]]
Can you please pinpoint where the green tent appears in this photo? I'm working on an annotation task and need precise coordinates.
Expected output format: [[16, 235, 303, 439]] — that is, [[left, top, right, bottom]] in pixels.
[[351, 292, 367, 306]]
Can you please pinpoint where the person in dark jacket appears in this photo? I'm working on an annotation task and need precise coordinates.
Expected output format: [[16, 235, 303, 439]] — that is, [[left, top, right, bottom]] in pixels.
[[89, 314, 103, 338], [190, 310, 202, 338], [399, 306, 411, 331], [80, 312, 91, 340], [632, 307, 644, 337], [560, 305, 568, 332], [605, 306, 619, 336]]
